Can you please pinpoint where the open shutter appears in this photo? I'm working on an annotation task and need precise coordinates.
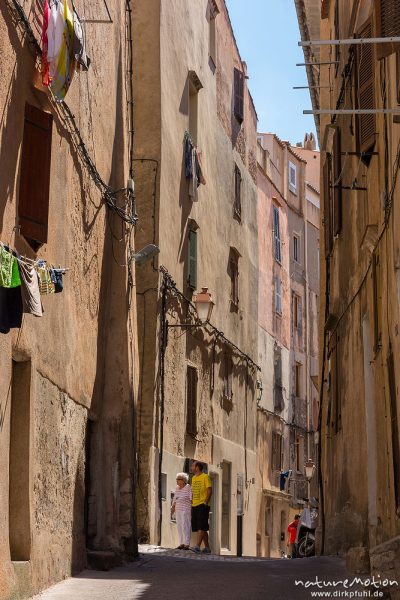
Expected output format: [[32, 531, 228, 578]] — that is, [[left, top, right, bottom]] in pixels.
[[234, 165, 242, 217], [333, 127, 342, 235], [18, 104, 53, 246], [323, 154, 333, 258], [186, 366, 197, 435], [234, 68, 244, 123], [188, 229, 197, 289], [376, 0, 400, 60], [356, 19, 376, 153], [298, 298, 303, 335]]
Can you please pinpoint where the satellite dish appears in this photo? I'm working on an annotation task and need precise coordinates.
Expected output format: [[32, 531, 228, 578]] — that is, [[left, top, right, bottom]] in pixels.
[[132, 244, 160, 266]]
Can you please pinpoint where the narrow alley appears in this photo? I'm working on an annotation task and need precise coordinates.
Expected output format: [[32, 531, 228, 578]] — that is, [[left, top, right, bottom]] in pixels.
[[29, 548, 362, 600], [1, 0, 400, 599]]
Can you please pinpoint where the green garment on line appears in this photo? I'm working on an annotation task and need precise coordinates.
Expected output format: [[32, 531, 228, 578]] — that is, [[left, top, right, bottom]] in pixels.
[[0, 246, 21, 288]]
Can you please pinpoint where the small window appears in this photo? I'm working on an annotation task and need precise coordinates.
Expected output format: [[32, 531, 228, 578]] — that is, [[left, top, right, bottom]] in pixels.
[[296, 436, 304, 473], [223, 352, 233, 400], [234, 165, 242, 219], [289, 161, 297, 194], [293, 234, 300, 263], [274, 277, 282, 315], [295, 363, 302, 398], [273, 205, 281, 262], [272, 432, 283, 471], [188, 71, 202, 146], [273, 346, 284, 412], [187, 228, 197, 290], [233, 67, 244, 123], [161, 473, 167, 501], [293, 293, 302, 333], [355, 19, 376, 153], [229, 251, 239, 306], [18, 104, 53, 250], [208, 0, 219, 68], [186, 366, 198, 435]]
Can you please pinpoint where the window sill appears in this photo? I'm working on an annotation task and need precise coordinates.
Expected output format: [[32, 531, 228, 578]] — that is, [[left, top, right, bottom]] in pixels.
[[289, 186, 297, 196]]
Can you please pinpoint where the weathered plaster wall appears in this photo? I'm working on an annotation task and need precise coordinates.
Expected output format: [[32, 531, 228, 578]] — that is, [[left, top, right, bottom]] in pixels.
[[0, 1, 138, 597], [319, 0, 400, 579], [133, 0, 259, 553]]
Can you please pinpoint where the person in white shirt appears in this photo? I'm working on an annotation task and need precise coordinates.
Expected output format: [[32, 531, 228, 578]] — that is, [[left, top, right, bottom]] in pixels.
[[171, 472, 192, 549]]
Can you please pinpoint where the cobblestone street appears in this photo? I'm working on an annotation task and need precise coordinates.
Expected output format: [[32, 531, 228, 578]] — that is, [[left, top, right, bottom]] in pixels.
[[29, 546, 360, 600]]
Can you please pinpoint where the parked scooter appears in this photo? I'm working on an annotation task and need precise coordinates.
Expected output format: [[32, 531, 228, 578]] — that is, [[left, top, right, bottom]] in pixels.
[[296, 497, 319, 558]]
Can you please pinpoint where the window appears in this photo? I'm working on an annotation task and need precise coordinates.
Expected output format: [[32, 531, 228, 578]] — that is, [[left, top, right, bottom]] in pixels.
[[293, 293, 302, 334], [372, 251, 382, 353], [186, 366, 198, 435], [288, 161, 297, 194], [234, 165, 242, 219], [188, 71, 202, 145], [272, 432, 283, 471], [274, 276, 282, 315], [323, 153, 333, 258], [208, 0, 219, 68], [332, 126, 342, 235], [233, 67, 244, 123], [18, 103, 53, 250], [296, 436, 304, 473], [229, 250, 239, 306], [273, 205, 281, 262], [187, 228, 197, 290], [331, 331, 341, 433], [293, 234, 300, 263], [223, 352, 233, 400], [334, 0, 340, 71], [295, 363, 302, 398], [376, 0, 400, 60], [355, 19, 376, 153], [273, 346, 284, 412]]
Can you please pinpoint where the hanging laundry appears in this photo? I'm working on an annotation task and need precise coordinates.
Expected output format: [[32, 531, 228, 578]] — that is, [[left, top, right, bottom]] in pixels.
[[72, 4, 91, 71], [38, 263, 55, 295], [50, 268, 63, 293], [0, 245, 21, 288], [41, 0, 50, 85], [0, 287, 23, 334], [184, 132, 205, 202], [50, 0, 75, 101], [280, 470, 290, 492], [19, 262, 43, 317]]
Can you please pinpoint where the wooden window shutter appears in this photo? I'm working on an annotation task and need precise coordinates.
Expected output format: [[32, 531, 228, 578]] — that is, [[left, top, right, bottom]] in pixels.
[[356, 19, 376, 153], [186, 366, 198, 435], [188, 229, 197, 289], [234, 165, 242, 218], [18, 103, 53, 246], [376, 0, 400, 60], [234, 68, 244, 123], [333, 126, 343, 235], [323, 154, 333, 258]]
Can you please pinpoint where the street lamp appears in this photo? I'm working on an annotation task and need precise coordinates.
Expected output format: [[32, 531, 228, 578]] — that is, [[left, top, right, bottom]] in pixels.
[[166, 287, 215, 338], [193, 287, 214, 323], [304, 459, 316, 481]]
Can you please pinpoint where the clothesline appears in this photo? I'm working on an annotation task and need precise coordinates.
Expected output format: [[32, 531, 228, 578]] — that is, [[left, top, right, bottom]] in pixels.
[[0, 242, 70, 272]]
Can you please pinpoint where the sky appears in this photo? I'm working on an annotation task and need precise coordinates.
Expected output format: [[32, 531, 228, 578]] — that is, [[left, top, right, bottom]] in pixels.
[[225, 0, 317, 146]]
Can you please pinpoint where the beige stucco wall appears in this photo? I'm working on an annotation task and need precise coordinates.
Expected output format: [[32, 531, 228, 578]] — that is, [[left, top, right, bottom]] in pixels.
[[318, 0, 400, 583], [0, 2, 138, 598], [133, 0, 259, 555]]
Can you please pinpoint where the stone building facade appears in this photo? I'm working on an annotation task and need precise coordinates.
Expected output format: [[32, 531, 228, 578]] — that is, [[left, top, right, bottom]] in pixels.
[[307, 0, 400, 590], [256, 132, 320, 557], [133, 0, 260, 556], [0, 2, 138, 599]]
